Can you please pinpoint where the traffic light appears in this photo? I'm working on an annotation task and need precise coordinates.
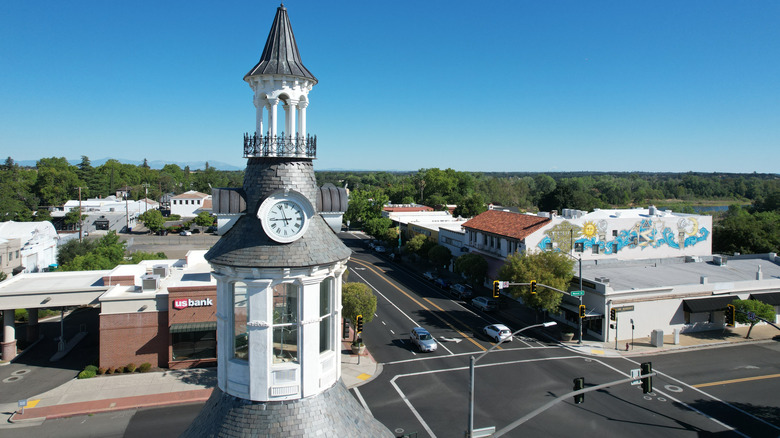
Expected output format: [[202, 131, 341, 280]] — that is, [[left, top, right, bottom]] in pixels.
[[355, 315, 364, 333], [579, 305, 586, 318], [493, 280, 500, 298], [573, 377, 585, 404], [725, 304, 736, 327], [530, 280, 537, 294], [342, 319, 350, 339], [640, 362, 653, 394], [610, 308, 616, 321]]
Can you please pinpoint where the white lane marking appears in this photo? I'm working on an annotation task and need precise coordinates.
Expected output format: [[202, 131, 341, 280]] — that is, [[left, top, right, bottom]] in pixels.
[[352, 387, 373, 415], [619, 358, 769, 434], [390, 330, 395, 335], [383, 346, 557, 366], [390, 376, 437, 438], [349, 267, 454, 355], [382, 321, 387, 325]]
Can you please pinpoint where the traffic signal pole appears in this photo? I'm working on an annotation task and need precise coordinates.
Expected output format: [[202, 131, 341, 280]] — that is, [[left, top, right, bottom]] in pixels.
[[492, 371, 656, 437]]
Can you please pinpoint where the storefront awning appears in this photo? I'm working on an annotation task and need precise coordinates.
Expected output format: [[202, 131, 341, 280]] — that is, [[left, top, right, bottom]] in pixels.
[[682, 296, 734, 313], [170, 321, 217, 333], [749, 292, 780, 306], [559, 302, 603, 319]]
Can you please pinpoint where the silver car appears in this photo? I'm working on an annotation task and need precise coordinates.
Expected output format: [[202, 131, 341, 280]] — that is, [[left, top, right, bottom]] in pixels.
[[410, 327, 437, 352]]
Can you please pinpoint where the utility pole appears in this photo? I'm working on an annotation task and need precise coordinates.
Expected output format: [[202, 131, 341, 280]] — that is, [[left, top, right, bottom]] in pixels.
[[78, 187, 84, 242], [125, 189, 130, 233], [141, 182, 150, 214]]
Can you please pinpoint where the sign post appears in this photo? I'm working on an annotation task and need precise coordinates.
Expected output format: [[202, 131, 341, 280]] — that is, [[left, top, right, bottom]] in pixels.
[[18, 399, 27, 415]]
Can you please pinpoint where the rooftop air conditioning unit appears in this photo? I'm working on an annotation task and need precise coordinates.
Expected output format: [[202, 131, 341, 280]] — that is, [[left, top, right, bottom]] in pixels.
[[713, 255, 727, 266], [141, 274, 160, 291], [152, 264, 169, 278], [595, 276, 610, 284]]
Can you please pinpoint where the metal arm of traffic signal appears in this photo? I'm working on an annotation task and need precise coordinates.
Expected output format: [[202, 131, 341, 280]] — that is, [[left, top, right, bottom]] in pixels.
[[493, 372, 657, 437]]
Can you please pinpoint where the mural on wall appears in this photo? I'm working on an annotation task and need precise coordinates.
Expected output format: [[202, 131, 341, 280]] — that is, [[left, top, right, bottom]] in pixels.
[[538, 219, 709, 255]]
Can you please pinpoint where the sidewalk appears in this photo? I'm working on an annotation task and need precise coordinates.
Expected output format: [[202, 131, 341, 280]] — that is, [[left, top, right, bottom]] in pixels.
[[493, 294, 779, 358], [1, 341, 381, 427]]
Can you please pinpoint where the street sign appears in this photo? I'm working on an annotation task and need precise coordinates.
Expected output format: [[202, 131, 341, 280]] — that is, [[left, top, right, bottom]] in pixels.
[[472, 426, 496, 437], [614, 305, 634, 313], [630, 369, 641, 385], [18, 399, 27, 407], [499, 281, 509, 289], [571, 290, 584, 296]]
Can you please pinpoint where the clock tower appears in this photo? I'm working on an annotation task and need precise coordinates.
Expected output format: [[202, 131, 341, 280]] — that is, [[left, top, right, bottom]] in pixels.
[[180, 4, 392, 436]]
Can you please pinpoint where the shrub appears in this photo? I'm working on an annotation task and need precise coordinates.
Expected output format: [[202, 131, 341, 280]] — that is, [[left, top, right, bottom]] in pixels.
[[126, 363, 136, 373], [78, 370, 96, 379], [85, 365, 98, 373], [138, 362, 152, 373], [97, 367, 105, 375], [106, 367, 114, 375], [114, 367, 123, 374]]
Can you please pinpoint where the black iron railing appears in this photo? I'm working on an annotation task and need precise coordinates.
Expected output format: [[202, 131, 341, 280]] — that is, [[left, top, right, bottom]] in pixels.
[[243, 132, 317, 158]]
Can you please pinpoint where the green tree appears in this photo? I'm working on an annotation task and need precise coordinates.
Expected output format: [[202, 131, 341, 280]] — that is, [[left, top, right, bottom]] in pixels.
[[34, 157, 83, 207], [404, 234, 427, 255], [139, 209, 165, 232], [454, 253, 488, 287], [342, 282, 377, 342], [428, 245, 452, 270], [498, 251, 575, 314], [453, 193, 486, 218], [60, 231, 126, 271], [63, 209, 86, 228], [125, 251, 168, 264], [344, 188, 389, 229], [731, 299, 775, 339], [714, 205, 780, 254], [35, 208, 53, 222], [363, 217, 392, 242], [193, 211, 215, 227], [57, 238, 97, 266]]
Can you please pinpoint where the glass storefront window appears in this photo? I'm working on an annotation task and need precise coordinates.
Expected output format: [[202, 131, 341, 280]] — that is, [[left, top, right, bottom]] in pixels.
[[233, 282, 249, 360], [319, 278, 334, 354], [172, 329, 216, 361], [272, 283, 298, 363]]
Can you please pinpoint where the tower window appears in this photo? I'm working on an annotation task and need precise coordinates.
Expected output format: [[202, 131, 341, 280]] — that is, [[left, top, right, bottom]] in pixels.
[[319, 277, 334, 354], [272, 283, 299, 363], [232, 282, 249, 360]]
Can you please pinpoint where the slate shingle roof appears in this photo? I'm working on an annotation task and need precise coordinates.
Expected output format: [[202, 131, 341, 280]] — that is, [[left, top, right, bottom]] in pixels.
[[462, 210, 550, 240], [244, 5, 317, 82]]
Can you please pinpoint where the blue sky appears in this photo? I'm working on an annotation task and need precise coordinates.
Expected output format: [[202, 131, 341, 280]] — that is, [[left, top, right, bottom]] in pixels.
[[1, 1, 778, 173]]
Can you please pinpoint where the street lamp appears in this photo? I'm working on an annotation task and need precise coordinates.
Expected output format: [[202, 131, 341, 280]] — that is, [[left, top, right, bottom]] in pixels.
[[468, 321, 557, 438]]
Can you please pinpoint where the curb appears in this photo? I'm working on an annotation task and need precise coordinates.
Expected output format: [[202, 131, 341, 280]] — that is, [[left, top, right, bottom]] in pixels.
[[8, 388, 213, 423]]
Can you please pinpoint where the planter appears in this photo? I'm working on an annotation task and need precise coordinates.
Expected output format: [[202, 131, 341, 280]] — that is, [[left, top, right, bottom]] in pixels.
[[560, 332, 575, 342], [351, 344, 366, 355]]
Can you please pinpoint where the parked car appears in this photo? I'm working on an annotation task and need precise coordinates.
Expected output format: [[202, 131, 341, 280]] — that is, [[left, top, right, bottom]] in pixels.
[[423, 271, 437, 281], [471, 296, 498, 312], [409, 327, 437, 352], [156, 229, 169, 236], [483, 324, 513, 343], [434, 278, 450, 289], [206, 225, 218, 233], [191, 228, 201, 234], [450, 283, 473, 299], [368, 240, 377, 249], [374, 245, 386, 253], [179, 230, 192, 236]]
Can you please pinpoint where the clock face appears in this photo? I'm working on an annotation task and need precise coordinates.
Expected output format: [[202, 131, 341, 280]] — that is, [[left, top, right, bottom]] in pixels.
[[266, 200, 305, 239], [258, 191, 312, 243]]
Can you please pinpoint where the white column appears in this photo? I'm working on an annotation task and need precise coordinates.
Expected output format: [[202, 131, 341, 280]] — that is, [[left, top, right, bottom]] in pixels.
[[254, 96, 265, 135], [284, 99, 297, 138], [2, 309, 16, 361], [267, 98, 279, 153], [297, 101, 308, 140]]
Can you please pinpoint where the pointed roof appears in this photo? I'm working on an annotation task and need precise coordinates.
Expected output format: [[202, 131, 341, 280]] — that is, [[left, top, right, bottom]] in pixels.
[[244, 4, 317, 82]]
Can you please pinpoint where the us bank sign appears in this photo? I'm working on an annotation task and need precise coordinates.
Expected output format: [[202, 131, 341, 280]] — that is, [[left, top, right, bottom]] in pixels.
[[173, 298, 214, 310]]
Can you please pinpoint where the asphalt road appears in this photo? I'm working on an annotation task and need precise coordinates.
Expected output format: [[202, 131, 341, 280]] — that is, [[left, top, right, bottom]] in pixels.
[[342, 232, 780, 438]]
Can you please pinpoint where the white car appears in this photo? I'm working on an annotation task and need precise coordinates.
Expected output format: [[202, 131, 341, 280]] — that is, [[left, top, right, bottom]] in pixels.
[[483, 324, 513, 343], [179, 230, 192, 236], [423, 271, 436, 281]]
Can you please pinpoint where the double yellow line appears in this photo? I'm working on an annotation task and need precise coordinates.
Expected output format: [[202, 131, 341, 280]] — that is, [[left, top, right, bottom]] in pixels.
[[350, 258, 487, 351]]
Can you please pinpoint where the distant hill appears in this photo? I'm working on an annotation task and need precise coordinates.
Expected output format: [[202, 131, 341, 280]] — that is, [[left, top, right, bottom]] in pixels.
[[15, 158, 243, 171]]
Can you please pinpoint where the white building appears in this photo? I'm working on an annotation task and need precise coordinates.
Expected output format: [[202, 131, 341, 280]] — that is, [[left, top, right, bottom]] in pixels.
[[170, 191, 211, 218], [561, 253, 780, 343], [0, 221, 59, 273]]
